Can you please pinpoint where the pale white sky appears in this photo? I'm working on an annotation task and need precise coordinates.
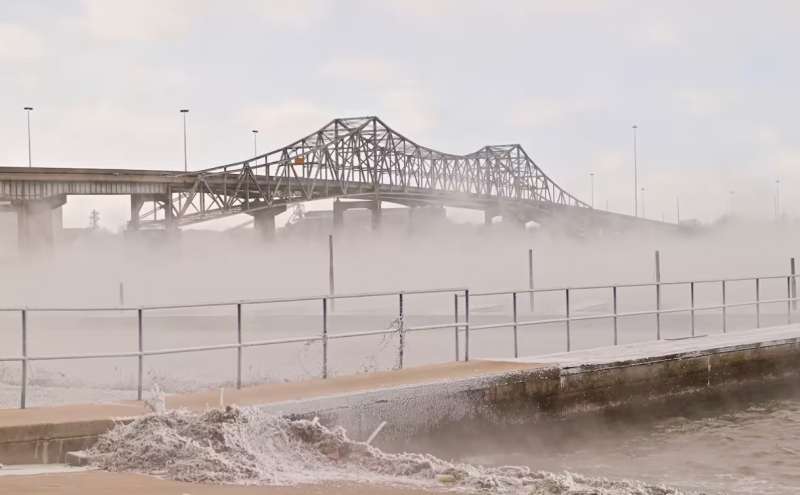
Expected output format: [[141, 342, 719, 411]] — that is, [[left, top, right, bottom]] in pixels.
[[1, 0, 799, 228]]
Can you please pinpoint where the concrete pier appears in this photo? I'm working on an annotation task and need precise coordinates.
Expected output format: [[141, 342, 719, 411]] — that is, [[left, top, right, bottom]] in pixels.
[[4, 324, 800, 466]]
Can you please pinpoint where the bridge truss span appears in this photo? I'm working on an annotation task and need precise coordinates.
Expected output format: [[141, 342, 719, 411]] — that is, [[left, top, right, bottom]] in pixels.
[[143, 116, 588, 227]]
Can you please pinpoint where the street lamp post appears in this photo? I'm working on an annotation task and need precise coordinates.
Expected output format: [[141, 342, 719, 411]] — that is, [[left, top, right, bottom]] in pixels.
[[676, 196, 681, 224], [24, 107, 33, 167], [640, 186, 646, 218], [633, 125, 638, 217], [252, 129, 259, 156], [776, 179, 781, 220], [589, 172, 595, 208], [180, 109, 189, 172]]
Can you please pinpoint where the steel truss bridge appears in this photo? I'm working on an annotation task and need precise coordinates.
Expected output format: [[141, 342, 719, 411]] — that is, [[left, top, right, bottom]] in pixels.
[[0, 116, 669, 247]]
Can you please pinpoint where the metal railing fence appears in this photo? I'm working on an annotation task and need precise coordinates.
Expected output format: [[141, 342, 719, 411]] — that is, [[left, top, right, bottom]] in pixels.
[[1, 273, 797, 409]]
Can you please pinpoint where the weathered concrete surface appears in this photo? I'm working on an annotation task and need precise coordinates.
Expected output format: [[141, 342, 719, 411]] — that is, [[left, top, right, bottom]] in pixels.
[[5, 324, 800, 466], [0, 361, 544, 465], [0, 470, 436, 495]]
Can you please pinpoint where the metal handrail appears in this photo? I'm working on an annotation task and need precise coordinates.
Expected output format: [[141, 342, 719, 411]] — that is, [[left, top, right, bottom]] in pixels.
[[5, 272, 799, 410]]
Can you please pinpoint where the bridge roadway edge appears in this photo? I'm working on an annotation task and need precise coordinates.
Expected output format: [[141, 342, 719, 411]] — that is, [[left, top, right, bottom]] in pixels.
[[2, 324, 800, 466]]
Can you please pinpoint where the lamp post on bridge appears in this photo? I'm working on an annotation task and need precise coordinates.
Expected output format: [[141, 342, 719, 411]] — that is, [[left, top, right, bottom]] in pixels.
[[24, 107, 33, 167], [589, 172, 595, 208], [776, 178, 781, 220], [180, 109, 189, 172], [640, 186, 646, 219], [632, 124, 639, 217], [252, 129, 259, 156]]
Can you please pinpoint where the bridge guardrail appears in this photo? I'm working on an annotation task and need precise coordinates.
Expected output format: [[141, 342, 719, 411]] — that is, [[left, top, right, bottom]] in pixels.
[[0, 275, 797, 409]]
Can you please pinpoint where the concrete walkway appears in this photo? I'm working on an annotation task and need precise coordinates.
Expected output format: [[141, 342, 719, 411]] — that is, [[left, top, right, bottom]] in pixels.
[[0, 470, 439, 495]]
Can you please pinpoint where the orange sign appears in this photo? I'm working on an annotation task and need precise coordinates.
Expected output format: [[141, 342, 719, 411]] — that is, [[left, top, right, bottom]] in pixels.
[[294, 157, 305, 165]]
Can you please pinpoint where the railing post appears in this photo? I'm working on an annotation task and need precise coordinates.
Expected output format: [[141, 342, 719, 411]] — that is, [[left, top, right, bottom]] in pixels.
[[755, 278, 761, 328], [792, 257, 797, 311], [464, 289, 470, 362], [565, 288, 571, 352], [453, 294, 460, 362], [655, 250, 661, 340], [787, 276, 792, 325], [722, 280, 727, 333], [690, 282, 696, 337], [397, 292, 405, 370], [528, 249, 535, 312], [236, 303, 242, 389], [137, 308, 143, 401], [512, 292, 519, 358], [328, 234, 335, 312], [20, 309, 27, 410], [322, 298, 328, 379], [612, 286, 618, 345]]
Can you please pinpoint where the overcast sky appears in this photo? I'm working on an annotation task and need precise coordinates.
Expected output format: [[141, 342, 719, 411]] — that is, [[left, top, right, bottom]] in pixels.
[[2, 1, 799, 228]]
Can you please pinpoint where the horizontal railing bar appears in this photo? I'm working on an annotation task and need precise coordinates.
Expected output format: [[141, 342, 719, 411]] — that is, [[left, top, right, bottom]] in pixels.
[[0, 287, 466, 313], [404, 322, 461, 333], [461, 274, 799, 299], [27, 351, 140, 361], [327, 328, 397, 340], [241, 335, 322, 348]]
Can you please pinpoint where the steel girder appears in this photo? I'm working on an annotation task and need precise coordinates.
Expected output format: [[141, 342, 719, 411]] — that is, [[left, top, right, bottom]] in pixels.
[[138, 116, 588, 227]]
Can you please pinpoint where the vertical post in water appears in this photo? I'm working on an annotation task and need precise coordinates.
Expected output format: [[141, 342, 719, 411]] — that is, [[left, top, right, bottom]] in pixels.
[[755, 278, 761, 328], [690, 282, 696, 337], [322, 298, 328, 378], [565, 288, 571, 352], [328, 234, 335, 312], [20, 310, 27, 409], [398, 292, 405, 369], [722, 280, 727, 333], [655, 250, 661, 340], [137, 309, 143, 401], [792, 257, 797, 310], [464, 289, 470, 362], [453, 294, 460, 362], [512, 292, 519, 358], [236, 303, 242, 389], [528, 249, 535, 312], [612, 286, 618, 345]]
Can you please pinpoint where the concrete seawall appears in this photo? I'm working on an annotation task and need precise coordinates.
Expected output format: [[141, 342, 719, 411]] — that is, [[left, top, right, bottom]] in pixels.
[[3, 324, 800, 464]]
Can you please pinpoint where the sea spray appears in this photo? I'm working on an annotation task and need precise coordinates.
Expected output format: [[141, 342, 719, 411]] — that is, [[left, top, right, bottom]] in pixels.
[[90, 406, 690, 494]]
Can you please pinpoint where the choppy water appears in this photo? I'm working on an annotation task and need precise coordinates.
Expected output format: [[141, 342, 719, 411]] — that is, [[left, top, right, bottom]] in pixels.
[[452, 394, 800, 494]]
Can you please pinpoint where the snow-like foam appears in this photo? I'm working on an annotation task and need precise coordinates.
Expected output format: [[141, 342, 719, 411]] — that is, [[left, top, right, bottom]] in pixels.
[[90, 407, 686, 494]]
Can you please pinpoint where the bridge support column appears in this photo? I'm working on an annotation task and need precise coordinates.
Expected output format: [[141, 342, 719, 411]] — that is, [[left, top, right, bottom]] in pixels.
[[333, 198, 382, 231], [484, 209, 499, 226], [129, 195, 146, 231], [248, 205, 287, 240], [13, 195, 66, 253]]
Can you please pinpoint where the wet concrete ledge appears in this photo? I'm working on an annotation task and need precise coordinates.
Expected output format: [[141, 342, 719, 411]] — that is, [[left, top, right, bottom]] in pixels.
[[3, 324, 800, 464]]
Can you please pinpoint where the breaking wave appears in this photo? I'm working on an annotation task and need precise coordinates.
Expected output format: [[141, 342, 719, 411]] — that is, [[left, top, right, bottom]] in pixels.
[[90, 407, 689, 494]]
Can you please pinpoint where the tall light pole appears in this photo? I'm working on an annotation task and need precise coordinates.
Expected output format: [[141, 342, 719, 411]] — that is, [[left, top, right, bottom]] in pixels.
[[676, 196, 681, 224], [180, 109, 189, 172], [640, 186, 646, 218], [633, 125, 638, 217], [776, 178, 781, 220], [24, 107, 33, 167], [252, 129, 259, 156], [589, 172, 595, 208], [729, 190, 735, 216]]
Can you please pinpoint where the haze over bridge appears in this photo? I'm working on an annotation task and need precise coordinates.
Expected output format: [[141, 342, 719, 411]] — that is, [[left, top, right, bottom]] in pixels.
[[0, 116, 670, 248]]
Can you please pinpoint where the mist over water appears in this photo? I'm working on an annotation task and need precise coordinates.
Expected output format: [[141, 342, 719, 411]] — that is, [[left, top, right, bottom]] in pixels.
[[3, 214, 800, 493]]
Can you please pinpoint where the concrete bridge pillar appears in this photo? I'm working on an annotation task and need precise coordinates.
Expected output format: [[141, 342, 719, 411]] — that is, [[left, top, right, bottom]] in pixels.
[[12, 195, 66, 252], [484, 209, 499, 226], [333, 197, 382, 231], [248, 205, 287, 239]]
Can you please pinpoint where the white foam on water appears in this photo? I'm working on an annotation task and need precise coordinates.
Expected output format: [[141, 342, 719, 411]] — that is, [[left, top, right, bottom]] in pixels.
[[89, 407, 690, 494]]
